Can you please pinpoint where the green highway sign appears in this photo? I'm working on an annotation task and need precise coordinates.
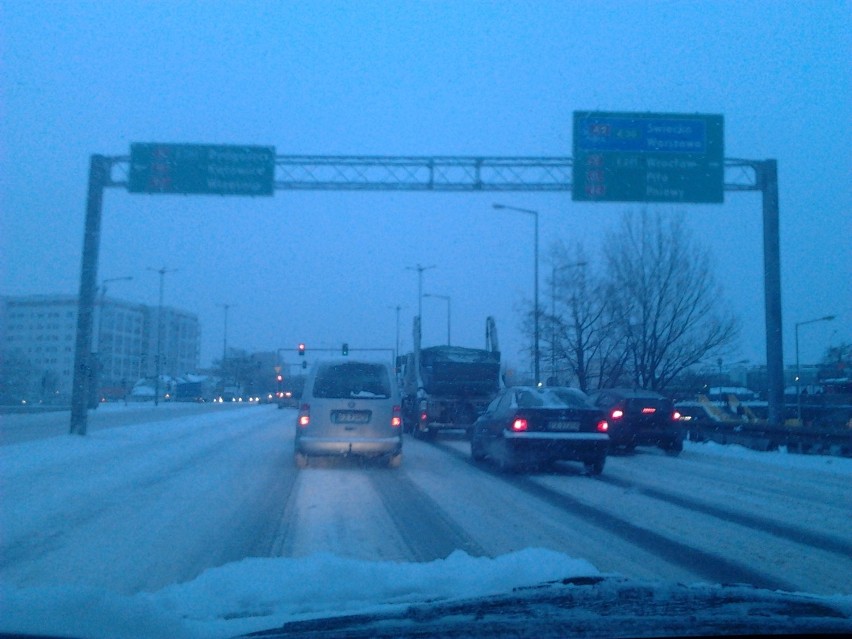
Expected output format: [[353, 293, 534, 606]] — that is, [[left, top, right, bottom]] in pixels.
[[572, 112, 724, 203], [129, 143, 275, 196]]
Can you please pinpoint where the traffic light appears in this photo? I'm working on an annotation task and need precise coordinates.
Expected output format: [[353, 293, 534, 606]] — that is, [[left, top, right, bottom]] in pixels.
[[276, 374, 283, 382], [342, 342, 349, 356], [298, 343, 305, 356], [302, 360, 307, 369]]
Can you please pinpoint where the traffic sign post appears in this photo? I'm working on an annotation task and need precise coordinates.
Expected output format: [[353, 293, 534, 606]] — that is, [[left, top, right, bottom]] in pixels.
[[573, 112, 724, 203], [129, 143, 275, 196]]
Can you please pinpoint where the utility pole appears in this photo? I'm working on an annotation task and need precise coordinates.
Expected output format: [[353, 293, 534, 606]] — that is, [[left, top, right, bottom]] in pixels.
[[147, 266, 177, 406]]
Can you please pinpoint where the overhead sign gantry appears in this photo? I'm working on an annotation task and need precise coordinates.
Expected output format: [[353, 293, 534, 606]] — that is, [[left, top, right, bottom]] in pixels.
[[70, 123, 784, 435]]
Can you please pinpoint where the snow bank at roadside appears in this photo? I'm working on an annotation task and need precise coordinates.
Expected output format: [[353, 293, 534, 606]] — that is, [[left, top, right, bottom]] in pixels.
[[0, 548, 599, 639], [684, 439, 852, 475]]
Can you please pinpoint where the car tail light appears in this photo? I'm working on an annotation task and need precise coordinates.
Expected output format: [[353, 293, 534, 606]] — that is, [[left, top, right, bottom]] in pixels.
[[511, 417, 528, 432], [597, 420, 609, 432], [672, 410, 682, 421], [391, 405, 402, 428], [298, 403, 310, 427], [641, 407, 656, 414], [611, 409, 624, 419]]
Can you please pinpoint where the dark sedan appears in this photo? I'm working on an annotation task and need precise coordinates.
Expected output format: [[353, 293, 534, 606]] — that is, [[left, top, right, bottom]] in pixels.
[[588, 389, 683, 454], [470, 386, 609, 474]]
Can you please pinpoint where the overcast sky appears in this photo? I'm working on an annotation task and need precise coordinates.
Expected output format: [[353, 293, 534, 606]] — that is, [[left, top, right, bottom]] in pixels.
[[2, 0, 849, 374]]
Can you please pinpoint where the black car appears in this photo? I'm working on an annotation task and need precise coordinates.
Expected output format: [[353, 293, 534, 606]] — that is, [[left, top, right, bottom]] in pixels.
[[588, 389, 683, 454], [470, 386, 609, 474]]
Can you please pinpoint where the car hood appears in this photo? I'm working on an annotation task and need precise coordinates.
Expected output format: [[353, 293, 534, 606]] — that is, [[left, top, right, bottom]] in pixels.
[[237, 575, 852, 638]]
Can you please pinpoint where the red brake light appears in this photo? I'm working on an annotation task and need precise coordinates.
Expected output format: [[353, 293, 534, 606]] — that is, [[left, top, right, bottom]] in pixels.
[[673, 410, 682, 421], [511, 418, 528, 432], [611, 409, 624, 419], [298, 403, 310, 427], [420, 411, 428, 422], [641, 407, 656, 414], [391, 405, 402, 428], [597, 420, 609, 432]]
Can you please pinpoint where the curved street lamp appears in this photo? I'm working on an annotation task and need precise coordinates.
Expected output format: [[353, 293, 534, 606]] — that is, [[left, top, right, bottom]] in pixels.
[[493, 203, 539, 384]]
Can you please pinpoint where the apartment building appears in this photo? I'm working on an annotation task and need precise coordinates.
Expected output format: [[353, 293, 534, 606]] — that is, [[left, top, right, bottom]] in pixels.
[[0, 294, 200, 402]]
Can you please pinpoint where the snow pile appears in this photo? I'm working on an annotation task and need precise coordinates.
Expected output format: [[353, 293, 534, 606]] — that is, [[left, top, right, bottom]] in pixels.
[[684, 439, 852, 475], [1, 549, 599, 639]]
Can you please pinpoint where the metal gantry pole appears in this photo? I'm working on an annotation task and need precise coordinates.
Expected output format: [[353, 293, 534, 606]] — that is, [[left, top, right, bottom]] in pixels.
[[70, 156, 110, 435], [759, 160, 785, 428]]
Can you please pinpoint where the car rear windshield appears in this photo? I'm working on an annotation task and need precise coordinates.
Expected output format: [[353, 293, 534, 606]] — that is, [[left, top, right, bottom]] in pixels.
[[515, 388, 590, 409], [312, 363, 391, 399]]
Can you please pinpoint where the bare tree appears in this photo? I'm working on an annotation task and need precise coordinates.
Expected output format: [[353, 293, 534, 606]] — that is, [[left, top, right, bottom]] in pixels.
[[603, 210, 739, 391], [545, 242, 629, 391]]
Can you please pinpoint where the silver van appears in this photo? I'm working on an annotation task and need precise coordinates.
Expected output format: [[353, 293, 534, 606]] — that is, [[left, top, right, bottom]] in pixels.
[[294, 359, 403, 468]]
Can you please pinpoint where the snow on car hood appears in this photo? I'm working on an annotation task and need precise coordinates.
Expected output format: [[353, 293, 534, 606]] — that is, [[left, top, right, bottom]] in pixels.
[[0, 548, 598, 639]]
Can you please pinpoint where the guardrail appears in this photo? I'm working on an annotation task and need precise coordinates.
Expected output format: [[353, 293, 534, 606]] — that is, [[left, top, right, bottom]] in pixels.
[[686, 422, 852, 457]]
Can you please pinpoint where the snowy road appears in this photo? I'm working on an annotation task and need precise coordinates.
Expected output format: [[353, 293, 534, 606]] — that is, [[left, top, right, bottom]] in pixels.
[[1, 403, 850, 603]]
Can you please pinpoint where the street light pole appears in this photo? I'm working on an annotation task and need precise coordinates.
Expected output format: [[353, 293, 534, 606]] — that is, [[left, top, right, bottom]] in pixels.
[[424, 294, 451, 345], [405, 263, 436, 319], [550, 261, 587, 385], [388, 305, 403, 365], [795, 315, 835, 424], [93, 275, 133, 407], [147, 266, 177, 407], [493, 203, 540, 385]]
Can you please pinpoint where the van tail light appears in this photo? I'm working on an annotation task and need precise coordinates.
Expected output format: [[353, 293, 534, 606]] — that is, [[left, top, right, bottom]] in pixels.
[[611, 409, 624, 420], [511, 417, 528, 432], [298, 403, 310, 427], [597, 420, 609, 432], [391, 405, 402, 428]]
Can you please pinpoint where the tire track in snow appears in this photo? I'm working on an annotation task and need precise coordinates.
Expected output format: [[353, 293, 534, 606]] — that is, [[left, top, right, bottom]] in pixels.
[[368, 471, 487, 562], [430, 439, 798, 592], [597, 474, 852, 558]]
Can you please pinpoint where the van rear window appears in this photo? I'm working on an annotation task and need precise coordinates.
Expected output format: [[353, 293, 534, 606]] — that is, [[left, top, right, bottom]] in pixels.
[[313, 363, 391, 399]]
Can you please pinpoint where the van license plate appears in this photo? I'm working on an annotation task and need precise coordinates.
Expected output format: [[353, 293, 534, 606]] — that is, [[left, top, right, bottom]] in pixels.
[[333, 411, 370, 424]]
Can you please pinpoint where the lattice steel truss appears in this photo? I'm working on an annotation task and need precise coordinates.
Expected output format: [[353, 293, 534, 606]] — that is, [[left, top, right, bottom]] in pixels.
[[106, 155, 762, 192]]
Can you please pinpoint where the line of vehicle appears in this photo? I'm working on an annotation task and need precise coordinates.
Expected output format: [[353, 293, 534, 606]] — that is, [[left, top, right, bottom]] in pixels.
[[369, 470, 487, 562], [597, 474, 852, 558], [429, 438, 799, 592]]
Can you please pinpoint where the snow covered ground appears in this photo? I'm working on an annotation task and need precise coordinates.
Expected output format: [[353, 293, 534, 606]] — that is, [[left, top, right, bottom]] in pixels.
[[1, 404, 850, 638]]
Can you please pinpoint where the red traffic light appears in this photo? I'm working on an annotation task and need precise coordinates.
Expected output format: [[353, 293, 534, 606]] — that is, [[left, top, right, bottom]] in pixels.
[[298, 343, 305, 356]]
